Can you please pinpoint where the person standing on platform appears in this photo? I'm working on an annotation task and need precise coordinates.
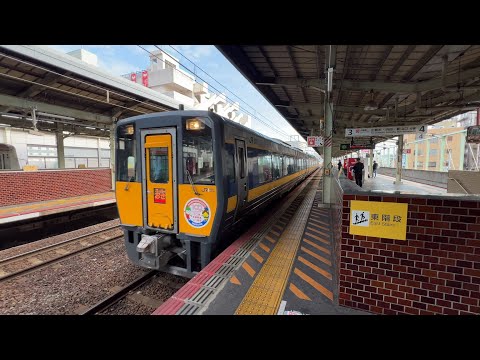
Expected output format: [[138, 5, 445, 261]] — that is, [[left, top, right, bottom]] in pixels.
[[353, 158, 364, 187], [372, 160, 378, 178], [338, 160, 342, 171]]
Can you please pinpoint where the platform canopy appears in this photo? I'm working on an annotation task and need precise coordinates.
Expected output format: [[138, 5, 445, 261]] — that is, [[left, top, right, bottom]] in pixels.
[[217, 45, 480, 157], [0, 45, 184, 138]]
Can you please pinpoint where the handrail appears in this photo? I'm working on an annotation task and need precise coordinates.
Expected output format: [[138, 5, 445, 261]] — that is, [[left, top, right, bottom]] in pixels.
[[448, 177, 469, 194]]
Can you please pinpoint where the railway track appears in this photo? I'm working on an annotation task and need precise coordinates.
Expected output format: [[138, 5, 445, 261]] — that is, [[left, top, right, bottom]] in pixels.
[[0, 225, 123, 282], [79, 270, 159, 315]]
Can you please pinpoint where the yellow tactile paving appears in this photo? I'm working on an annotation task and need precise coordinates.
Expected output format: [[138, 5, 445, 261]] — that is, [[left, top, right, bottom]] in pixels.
[[301, 246, 332, 266], [242, 262, 256, 278], [289, 283, 311, 301], [298, 256, 332, 280], [230, 276, 241, 285], [303, 239, 331, 255], [304, 231, 330, 245], [235, 176, 320, 315], [251, 251, 264, 264], [294, 268, 333, 301], [0, 192, 115, 216]]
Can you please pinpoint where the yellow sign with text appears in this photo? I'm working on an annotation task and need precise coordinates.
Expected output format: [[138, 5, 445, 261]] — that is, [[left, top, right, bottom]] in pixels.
[[349, 200, 408, 240]]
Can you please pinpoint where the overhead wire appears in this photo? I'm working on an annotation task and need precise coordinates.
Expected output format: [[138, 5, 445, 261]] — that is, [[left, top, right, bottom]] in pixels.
[[139, 45, 293, 140]]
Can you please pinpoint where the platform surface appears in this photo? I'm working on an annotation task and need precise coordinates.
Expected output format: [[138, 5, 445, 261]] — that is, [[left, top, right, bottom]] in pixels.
[[0, 192, 116, 224]]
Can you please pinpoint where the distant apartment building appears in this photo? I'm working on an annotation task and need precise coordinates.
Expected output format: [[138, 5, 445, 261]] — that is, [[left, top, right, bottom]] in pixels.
[[401, 111, 479, 171], [122, 49, 252, 128]]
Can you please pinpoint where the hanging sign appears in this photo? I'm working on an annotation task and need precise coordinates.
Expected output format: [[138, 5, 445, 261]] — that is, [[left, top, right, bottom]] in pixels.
[[345, 125, 426, 137]]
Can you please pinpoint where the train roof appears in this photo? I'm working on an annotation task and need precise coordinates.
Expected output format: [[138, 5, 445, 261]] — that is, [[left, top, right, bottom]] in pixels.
[[117, 110, 317, 158]]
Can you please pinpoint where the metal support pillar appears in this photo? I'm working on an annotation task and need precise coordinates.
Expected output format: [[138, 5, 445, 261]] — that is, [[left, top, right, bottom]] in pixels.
[[322, 101, 333, 204], [394, 135, 403, 184], [369, 149, 373, 178], [414, 143, 418, 170], [4, 126, 11, 144], [56, 124, 65, 169], [459, 131, 466, 170], [110, 123, 116, 191]]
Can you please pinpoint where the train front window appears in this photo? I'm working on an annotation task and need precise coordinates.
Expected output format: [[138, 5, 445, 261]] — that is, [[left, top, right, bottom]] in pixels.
[[149, 148, 169, 183], [116, 124, 137, 182], [182, 117, 214, 185]]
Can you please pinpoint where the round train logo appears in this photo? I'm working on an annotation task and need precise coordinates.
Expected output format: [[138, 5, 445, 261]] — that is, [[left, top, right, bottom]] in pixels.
[[184, 198, 210, 228]]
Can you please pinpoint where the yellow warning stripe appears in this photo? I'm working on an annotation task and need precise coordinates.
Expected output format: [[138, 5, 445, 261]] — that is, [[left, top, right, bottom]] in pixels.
[[251, 251, 264, 264], [264, 235, 276, 244], [242, 262, 256, 278], [259, 243, 271, 253], [230, 275, 241, 285], [298, 256, 332, 280], [294, 268, 333, 300], [301, 246, 332, 266], [289, 283, 311, 301], [235, 176, 320, 315], [306, 226, 329, 237], [303, 239, 331, 255], [304, 231, 330, 245]]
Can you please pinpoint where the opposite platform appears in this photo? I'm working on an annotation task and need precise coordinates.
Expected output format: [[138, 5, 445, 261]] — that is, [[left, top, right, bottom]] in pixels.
[[0, 192, 116, 225]]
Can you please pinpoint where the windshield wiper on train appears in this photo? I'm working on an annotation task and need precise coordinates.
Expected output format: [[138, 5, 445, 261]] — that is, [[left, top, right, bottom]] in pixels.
[[186, 169, 201, 196]]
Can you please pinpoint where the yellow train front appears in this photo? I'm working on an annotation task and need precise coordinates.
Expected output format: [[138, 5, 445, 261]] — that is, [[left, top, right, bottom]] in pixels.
[[115, 110, 318, 276]]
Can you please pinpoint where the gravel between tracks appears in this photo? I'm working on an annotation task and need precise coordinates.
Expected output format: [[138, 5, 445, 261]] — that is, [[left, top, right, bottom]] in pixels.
[[0, 219, 120, 261]]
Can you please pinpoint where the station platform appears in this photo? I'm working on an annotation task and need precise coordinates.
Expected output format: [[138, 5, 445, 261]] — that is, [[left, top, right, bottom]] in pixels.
[[0, 192, 116, 225], [152, 170, 369, 315], [360, 174, 446, 194]]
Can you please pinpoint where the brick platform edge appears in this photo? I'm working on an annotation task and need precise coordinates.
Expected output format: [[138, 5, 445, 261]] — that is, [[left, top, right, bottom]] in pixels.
[[0, 169, 112, 207]]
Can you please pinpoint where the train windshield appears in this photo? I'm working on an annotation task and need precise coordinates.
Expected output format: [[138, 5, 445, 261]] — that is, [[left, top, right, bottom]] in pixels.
[[116, 124, 137, 182], [182, 117, 214, 185]]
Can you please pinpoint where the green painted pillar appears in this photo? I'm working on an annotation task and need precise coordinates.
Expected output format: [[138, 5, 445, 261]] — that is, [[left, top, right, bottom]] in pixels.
[[439, 135, 445, 172], [414, 143, 418, 170], [459, 130, 466, 170], [424, 138, 430, 171]]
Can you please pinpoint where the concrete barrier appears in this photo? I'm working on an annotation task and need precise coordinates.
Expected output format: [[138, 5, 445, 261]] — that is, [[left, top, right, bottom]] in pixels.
[[377, 167, 447, 189]]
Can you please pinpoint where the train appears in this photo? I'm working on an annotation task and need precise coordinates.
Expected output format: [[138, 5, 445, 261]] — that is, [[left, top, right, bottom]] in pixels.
[[115, 110, 320, 276]]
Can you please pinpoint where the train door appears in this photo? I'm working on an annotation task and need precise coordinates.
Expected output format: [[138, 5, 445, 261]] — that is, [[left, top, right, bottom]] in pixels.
[[234, 139, 248, 221], [142, 129, 177, 233]]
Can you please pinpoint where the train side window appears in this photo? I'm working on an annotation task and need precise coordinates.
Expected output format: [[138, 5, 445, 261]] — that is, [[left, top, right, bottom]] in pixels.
[[238, 147, 245, 179], [272, 154, 281, 179], [116, 124, 136, 182], [225, 143, 235, 197]]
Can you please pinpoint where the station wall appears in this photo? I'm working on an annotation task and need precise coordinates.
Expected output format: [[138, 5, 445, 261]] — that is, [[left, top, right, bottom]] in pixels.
[[0, 168, 112, 207]]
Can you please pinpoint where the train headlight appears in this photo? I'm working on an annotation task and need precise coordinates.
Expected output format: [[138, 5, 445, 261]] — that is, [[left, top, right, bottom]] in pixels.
[[123, 124, 134, 135], [186, 118, 205, 131]]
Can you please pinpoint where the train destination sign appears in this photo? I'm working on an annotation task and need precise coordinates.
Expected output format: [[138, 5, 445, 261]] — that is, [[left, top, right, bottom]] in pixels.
[[345, 125, 426, 137], [466, 125, 480, 143], [349, 200, 408, 240]]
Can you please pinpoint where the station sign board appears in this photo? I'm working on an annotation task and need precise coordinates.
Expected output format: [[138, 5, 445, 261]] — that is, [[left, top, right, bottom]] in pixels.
[[307, 136, 324, 147], [349, 200, 408, 240], [345, 125, 426, 138], [466, 125, 480, 143]]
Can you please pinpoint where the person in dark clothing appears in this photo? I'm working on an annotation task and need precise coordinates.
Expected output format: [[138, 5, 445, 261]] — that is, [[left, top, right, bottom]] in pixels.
[[372, 161, 378, 178], [338, 160, 342, 171], [352, 158, 364, 187]]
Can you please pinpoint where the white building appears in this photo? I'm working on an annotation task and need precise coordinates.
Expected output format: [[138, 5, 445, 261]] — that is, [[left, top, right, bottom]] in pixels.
[[0, 126, 111, 169], [123, 49, 252, 128]]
